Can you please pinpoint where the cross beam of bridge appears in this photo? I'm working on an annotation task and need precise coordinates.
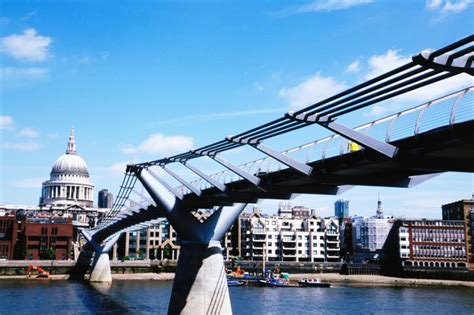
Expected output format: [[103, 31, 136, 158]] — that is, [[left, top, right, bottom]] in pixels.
[[81, 36, 474, 315]]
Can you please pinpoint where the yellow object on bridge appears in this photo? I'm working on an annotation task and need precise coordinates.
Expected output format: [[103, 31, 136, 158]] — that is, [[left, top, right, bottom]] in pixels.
[[348, 142, 361, 152]]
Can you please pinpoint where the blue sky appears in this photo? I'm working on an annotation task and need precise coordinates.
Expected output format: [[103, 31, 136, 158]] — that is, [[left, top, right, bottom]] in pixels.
[[1, 0, 473, 219]]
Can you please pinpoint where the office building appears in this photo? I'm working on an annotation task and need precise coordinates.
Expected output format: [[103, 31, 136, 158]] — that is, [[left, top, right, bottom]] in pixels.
[[98, 189, 114, 209], [335, 199, 349, 220], [384, 219, 468, 271], [117, 218, 180, 260]]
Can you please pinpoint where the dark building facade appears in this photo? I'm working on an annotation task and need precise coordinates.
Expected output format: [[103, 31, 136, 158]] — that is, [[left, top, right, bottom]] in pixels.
[[0, 213, 20, 260], [98, 189, 113, 209], [442, 199, 474, 271]]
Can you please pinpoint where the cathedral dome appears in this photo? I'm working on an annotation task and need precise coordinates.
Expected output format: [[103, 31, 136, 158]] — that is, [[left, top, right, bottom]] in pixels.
[[51, 154, 89, 177], [41, 128, 94, 208], [50, 128, 89, 177]]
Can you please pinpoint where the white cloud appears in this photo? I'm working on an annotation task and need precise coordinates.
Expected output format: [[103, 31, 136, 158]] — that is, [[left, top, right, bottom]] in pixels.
[[1, 141, 41, 151], [12, 177, 43, 189], [47, 133, 59, 139], [0, 28, 52, 62], [254, 82, 264, 91], [275, 0, 374, 16], [20, 11, 37, 21], [108, 161, 131, 174], [0, 115, 14, 130], [425, 0, 473, 15], [0, 17, 9, 25], [279, 73, 347, 110], [345, 60, 360, 73], [441, 0, 473, 13], [302, 0, 374, 12], [364, 49, 411, 80], [0, 67, 48, 80], [18, 128, 39, 138], [426, 0, 443, 9], [121, 133, 194, 156]]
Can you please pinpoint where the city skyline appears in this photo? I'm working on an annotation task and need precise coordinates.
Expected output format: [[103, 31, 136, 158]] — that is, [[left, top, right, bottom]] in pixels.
[[1, 1, 473, 219]]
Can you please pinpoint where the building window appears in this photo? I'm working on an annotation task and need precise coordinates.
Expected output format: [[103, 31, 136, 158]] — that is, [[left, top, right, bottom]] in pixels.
[[41, 227, 48, 235], [52, 227, 58, 235]]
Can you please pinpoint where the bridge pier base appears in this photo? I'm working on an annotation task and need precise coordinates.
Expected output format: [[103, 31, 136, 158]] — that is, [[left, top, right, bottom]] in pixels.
[[168, 241, 231, 315], [89, 252, 112, 283], [80, 231, 121, 283]]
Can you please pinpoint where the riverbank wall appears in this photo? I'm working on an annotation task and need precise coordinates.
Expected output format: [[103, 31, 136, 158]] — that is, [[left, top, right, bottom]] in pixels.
[[1, 260, 473, 286], [0, 260, 340, 276], [0, 260, 177, 276]]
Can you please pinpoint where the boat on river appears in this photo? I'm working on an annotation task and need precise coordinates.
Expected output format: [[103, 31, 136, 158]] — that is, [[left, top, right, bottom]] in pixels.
[[298, 278, 330, 288], [259, 276, 299, 288]]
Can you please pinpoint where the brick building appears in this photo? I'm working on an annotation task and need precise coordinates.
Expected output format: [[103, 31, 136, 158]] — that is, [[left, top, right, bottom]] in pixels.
[[18, 216, 73, 260], [442, 199, 474, 271]]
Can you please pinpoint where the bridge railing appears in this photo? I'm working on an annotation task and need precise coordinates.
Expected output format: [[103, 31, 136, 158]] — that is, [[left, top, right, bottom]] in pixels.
[[177, 87, 472, 195]]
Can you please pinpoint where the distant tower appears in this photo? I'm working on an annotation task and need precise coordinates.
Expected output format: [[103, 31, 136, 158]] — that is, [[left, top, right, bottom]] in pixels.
[[334, 199, 349, 220], [98, 189, 113, 208], [376, 195, 384, 218]]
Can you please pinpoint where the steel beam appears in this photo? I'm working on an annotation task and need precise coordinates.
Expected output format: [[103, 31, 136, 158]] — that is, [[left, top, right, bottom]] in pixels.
[[287, 112, 398, 158], [321, 120, 398, 158], [228, 136, 313, 176], [269, 184, 352, 195], [254, 142, 313, 175], [404, 173, 442, 188], [181, 161, 227, 192], [196, 152, 261, 187], [132, 189, 157, 206], [162, 165, 202, 196], [148, 167, 184, 200]]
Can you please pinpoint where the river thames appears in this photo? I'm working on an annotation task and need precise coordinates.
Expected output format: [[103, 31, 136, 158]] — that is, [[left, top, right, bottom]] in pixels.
[[0, 280, 473, 314]]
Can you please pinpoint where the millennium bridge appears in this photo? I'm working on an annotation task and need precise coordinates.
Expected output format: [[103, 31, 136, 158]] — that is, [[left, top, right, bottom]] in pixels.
[[81, 35, 473, 314]]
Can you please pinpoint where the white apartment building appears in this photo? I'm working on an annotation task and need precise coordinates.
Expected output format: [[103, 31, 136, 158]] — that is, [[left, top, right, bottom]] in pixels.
[[225, 207, 340, 262]]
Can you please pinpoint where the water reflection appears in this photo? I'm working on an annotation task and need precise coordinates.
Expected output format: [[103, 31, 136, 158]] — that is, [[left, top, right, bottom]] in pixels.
[[0, 280, 472, 315]]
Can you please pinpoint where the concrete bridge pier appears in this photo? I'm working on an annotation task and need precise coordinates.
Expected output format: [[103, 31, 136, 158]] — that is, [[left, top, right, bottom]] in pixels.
[[89, 251, 113, 283], [169, 241, 230, 315], [136, 167, 247, 315], [81, 231, 121, 283]]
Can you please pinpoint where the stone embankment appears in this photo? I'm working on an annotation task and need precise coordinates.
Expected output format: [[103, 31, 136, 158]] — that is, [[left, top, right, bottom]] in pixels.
[[289, 273, 474, 288], [1, 260, 472, 288]]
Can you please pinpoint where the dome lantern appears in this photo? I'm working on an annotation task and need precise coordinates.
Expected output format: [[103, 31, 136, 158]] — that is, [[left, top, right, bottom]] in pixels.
[[66, 127, 77, 155]]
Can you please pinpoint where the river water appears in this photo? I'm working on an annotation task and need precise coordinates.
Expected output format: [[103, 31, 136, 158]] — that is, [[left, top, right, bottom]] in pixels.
[[0, 280, 473, 314]]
